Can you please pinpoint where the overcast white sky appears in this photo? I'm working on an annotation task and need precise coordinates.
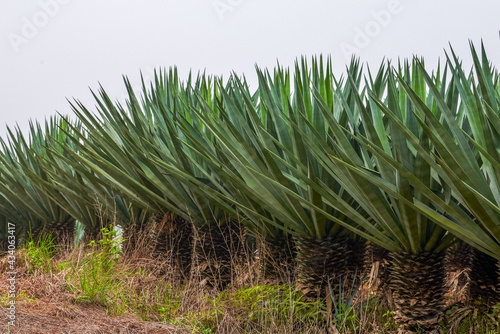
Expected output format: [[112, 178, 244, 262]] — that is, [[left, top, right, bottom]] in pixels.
[[1, 0, 499, 139]]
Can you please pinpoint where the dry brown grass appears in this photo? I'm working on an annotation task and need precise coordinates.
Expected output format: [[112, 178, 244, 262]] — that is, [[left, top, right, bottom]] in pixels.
[[0, 222, 334, 333], [0, 251, 187, 334], [4, 220, 492, 334], [0, 221, 400, 334]]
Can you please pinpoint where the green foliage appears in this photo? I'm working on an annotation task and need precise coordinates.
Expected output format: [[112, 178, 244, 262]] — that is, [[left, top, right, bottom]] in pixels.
[[229, 284, 323, 323], [446, 305, 500, 333], [167, 318, 214, 334], [141, 284, 324, 332], [0, 290, 38, 307], [326, 273, 366, 332], [66, 225, 125, 313], [2, 41, 500, 258], [0, 117, 76, 238], [23, 230, 55, 275]]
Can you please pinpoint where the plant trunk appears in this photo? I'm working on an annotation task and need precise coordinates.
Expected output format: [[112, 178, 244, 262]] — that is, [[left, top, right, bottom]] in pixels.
[[389, 251, 446, 334], [83, 224, 105, 244], [259, 235, 296, 282], [29, 221, 45, 241], [122, 219, 149, 254], [192, 220, 244, 290], [122, 213, 194, 280], [84, 227, 101, 243], [365, 242, 392, 306], [295, 235, 350, 300], [0, 217, 7, 252], [468, 248, 498, 307], [151, 214, 193, 281], [444, 244, 471, 303], [348, 237, 367, 278], [49, 220, 76, 246]]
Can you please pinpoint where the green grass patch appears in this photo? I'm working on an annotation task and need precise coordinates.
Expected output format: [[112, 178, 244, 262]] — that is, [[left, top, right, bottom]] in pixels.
[[23, 230, 56, 275]]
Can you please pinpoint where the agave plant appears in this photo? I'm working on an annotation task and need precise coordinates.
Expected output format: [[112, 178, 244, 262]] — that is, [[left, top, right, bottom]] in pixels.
[[0, 120, 75, 245], [368, 43, 500, 307], [21, 117, 117, 243], [0, 180, 33, 248], [169, 58, 396, 299], [62, 71, 246, 286], [278, 58, 471, 332], [443, 43, 500, 306], [141, 71, 249, 286], [319, 46, 500, 330], [163, 72, 300, 281], [59, 88, 190, 273]]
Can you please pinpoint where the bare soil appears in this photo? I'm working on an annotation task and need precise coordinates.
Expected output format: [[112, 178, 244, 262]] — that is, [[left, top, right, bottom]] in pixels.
[[0, 264, 187, 334]]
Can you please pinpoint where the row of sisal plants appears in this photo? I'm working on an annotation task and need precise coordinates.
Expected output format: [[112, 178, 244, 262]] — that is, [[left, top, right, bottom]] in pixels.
[[1, 42, 500, 332]]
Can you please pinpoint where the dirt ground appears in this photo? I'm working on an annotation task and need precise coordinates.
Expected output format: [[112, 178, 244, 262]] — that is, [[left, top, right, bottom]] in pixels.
[[0, 266, 188, 334]]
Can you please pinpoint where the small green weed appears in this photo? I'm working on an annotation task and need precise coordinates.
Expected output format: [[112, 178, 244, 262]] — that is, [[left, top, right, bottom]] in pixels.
[[326, 273, 366, 332], [67, 225, 126, 314], [446, 304, 500, 333], [168, 318, 214, 334], [231, 284, 322, 322], [23, 230, 55, 275], [0, 290, 38, 307]]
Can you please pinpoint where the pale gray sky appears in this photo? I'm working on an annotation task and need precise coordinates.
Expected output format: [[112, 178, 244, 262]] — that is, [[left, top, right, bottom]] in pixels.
[[1, 0, 499, 139]]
